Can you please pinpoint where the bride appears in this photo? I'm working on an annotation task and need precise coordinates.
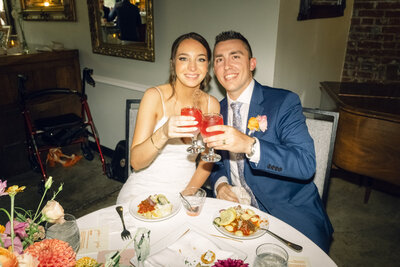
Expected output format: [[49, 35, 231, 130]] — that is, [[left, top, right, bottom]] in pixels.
[[117, 32, 220, 204]]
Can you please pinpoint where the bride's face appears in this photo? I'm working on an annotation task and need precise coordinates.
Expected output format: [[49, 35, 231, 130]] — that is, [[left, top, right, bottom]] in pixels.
[[174, 39, 209, 89]]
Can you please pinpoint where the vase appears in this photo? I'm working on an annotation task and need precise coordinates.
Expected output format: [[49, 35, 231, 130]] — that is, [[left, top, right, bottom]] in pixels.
[[45, 214, 80, 252]]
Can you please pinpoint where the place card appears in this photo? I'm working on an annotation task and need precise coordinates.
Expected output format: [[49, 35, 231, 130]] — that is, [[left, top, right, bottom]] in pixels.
[[289, 256, 311, 267], [79, 226, 110, 254]]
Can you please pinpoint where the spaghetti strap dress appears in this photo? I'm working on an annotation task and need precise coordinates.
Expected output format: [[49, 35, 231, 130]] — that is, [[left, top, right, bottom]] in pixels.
[[116, 87, 210, 204]]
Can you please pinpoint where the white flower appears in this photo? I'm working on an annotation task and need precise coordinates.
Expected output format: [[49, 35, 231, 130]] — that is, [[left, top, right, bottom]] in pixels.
[[41, 200, 65, 224]]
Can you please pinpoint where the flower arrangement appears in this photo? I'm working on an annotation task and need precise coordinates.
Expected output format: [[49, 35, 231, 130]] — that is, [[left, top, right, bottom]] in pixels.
[[0, 176, 75, 266], [212, 258, 249, 267], [247, 115, 268, 135]]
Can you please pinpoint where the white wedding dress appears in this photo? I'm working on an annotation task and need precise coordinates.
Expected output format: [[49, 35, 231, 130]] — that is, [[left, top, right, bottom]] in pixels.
[[116, 87, 204, 204]]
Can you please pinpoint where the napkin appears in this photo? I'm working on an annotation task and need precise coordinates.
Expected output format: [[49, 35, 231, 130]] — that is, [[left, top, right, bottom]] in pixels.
[[145, 229, 234, 267]]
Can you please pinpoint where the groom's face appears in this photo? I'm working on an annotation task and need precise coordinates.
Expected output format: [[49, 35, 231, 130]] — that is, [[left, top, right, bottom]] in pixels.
[[213, 39, 256, 100]]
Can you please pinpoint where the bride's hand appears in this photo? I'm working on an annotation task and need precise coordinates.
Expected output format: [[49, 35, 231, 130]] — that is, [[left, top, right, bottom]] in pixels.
[[162, 115, 199, 138]]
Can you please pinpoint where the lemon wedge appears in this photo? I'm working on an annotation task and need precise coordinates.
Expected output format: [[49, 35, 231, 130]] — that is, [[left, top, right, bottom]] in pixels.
[[219, 209, 236, 226]]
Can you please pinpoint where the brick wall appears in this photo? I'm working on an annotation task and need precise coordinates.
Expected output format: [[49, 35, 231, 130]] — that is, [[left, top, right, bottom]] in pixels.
[[342, 0, 400, 83]]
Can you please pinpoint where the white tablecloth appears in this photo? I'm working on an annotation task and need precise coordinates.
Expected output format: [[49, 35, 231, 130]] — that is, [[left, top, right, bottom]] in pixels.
[[76, 197, 337, 266]]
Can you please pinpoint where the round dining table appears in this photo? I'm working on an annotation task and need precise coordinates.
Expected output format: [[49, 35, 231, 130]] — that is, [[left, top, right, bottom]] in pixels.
[[76, 197, 337, 266]]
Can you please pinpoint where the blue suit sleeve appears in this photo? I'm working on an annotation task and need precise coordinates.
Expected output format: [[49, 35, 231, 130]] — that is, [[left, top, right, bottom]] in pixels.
[[249, 92, 316, 180], [208, 156, 229, 196]]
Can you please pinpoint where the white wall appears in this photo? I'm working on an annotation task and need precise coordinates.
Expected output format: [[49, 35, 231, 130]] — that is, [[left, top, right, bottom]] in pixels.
[[19, 0, 352, 149], [21, 0, 280, 149], [273, 0, 353, 107]]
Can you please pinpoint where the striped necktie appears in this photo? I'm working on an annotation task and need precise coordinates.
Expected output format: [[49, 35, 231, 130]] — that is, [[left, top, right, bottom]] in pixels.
[[230, 102, 259, 208]]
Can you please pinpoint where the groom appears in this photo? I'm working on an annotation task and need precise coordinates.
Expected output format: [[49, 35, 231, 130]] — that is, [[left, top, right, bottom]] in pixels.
[[203, 31, 333, 252]]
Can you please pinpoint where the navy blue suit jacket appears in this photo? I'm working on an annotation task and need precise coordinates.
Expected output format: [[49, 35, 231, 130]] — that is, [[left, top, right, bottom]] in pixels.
[[209, 80, 333, 252]]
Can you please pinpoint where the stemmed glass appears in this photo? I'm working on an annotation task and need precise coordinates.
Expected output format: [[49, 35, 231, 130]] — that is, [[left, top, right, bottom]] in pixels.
[[200, 113, 224, 162], [181, 106, 204, 154]]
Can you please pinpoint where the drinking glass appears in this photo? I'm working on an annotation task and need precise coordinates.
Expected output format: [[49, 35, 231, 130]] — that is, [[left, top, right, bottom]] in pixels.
[[253, 243, 288, 267], [200, 113, 223, 162], [45, 214, 80, 252], [181, 106, 204, 154], [180, 187, 206, 216]]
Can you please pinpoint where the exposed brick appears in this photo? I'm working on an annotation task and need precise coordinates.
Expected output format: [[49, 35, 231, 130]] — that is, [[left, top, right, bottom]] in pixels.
[[382, 26, 400, 33], [376, 18, 400, 25], [352, 17, 361, 25], [358, 10, 385, 17], [376, 2, 400, 9], [361, 18, 374, 25], [383, 42, 396, 49], [354, 2, 375, 9], [385, 11, 400, 17], [358, 41, 382, 49]]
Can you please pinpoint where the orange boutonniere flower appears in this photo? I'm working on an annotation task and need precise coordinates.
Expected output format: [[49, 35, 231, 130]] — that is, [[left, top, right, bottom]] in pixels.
[[247, 115, 268, 135]]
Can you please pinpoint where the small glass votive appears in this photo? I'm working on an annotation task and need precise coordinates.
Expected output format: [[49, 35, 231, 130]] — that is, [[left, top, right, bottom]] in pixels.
[[180, 187, 206, 216], [253, 243, 289, 267], [45, 214, 80, 252]]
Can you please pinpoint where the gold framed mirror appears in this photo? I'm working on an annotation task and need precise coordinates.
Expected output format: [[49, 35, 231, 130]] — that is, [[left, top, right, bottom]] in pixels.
[[87, 0, 154, 62], [20, 0, 76, 21]]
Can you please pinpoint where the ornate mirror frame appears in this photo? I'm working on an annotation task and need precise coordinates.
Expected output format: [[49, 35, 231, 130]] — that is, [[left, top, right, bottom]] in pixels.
[[20, 0, 76, 21], [298, 0, 346, 21], [87, 0, 155, 62]]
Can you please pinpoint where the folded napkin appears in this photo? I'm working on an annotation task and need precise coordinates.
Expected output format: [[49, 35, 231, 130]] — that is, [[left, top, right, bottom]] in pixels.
[[231, 186, 251, 205], [145, 229, 234, 267]]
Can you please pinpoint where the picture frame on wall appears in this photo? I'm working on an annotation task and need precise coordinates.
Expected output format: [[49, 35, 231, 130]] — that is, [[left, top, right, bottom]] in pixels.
[[0, 26, 11, 48]]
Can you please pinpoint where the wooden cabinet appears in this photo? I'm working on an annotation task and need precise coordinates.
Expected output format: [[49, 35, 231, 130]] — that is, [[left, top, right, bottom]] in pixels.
[[0, 50, 82, 177], [320, 82, 400, 187]]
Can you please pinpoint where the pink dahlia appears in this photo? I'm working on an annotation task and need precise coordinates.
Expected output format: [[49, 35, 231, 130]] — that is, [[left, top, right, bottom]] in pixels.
[[24, 239, 76, 267], [212, 258, 249, 267]]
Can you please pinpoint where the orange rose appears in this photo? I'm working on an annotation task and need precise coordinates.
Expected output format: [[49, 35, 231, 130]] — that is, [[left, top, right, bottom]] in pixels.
[[0, 247, 18, 267], [247, 117, 259, 131]]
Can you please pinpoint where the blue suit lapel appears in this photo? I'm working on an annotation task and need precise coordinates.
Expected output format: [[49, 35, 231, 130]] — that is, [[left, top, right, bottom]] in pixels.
[[219, 99, 231, 181], [247, 81, 265, 135]]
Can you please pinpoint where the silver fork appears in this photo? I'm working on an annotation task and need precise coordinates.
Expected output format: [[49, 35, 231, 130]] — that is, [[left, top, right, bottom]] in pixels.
[[116, 206, 132, 240]]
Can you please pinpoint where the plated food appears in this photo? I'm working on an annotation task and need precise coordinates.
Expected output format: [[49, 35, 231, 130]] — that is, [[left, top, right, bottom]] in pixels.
[[129, 193, 181, 222], [213, 205, 268, 239], [137, 194, 172, 219]]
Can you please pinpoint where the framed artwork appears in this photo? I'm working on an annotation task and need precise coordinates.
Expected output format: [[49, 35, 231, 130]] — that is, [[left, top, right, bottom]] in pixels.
[[0, 26, 11, 48]]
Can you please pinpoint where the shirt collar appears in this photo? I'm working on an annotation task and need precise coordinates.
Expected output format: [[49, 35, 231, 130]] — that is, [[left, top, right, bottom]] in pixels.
[[227, 79, 255, 107]]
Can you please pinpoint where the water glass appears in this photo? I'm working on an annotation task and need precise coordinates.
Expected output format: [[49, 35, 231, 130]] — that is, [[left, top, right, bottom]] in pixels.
[[45, 214, 80, 252], [253, 243, 288, 267], [180, 187, 206, 216]]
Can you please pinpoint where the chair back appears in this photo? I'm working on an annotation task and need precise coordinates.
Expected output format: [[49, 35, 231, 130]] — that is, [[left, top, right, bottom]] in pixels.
[[125, 99, 141, 179], [303, 108, 339, 206]]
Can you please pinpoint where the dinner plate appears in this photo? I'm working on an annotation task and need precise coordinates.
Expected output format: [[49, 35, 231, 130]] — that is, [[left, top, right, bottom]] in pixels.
[[212, 207, 268, 240], [129, 193, 181, 222], [140, 223, 247, 266]]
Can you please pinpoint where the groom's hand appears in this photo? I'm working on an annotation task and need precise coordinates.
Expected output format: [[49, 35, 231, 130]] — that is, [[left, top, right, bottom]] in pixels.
[[216, 183, 239, 203], [203, 125, 254, 154]]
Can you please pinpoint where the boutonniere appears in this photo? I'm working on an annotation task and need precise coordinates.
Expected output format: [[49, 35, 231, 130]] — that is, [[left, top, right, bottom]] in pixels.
[[247, 115, 268, 135]]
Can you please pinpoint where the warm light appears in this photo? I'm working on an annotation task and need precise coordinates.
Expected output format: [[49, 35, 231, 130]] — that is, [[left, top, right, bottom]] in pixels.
[[44, 1, 50, 7], [112, 33, 117, 38], [10, 40, 14, 46]]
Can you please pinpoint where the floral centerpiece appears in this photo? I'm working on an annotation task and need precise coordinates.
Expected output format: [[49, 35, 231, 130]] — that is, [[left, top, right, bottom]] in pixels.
[[0, 177, 78, 266], [0, 177, 135, 267]]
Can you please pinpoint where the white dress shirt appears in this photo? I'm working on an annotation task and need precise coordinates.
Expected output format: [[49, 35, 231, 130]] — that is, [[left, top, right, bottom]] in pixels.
[[214, 79, 261, 197]]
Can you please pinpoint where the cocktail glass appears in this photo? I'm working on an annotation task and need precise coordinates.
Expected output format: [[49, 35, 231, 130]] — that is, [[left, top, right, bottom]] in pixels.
[[200, 113, 223, 162], [181, 106, 204, 154]]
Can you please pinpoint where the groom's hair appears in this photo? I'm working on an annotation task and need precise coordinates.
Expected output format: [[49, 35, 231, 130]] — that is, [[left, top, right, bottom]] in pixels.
[[214, 31, 253, 58]]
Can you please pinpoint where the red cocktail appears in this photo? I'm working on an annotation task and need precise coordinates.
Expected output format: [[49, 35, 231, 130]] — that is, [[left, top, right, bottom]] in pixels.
[[201, 113, 223, 162], [181, 107, 205, 154]]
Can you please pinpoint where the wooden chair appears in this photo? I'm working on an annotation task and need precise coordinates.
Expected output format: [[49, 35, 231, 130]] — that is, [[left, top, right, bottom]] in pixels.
[[303, 108, 339, 206]]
